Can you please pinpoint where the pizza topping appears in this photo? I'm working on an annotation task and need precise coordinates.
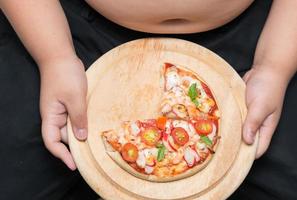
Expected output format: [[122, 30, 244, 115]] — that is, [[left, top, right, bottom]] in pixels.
[[141, 119, 157, 128], [184, 147, 196, 167], [197, 100, 212, 113], [200, 135, 213, 147], [144, 165, 155, 174], [162, 136, 175, 152], [141, 127, 161, 146], [161, 103, 172, 114], [188, 83, 198, 99], [146, 156, 156, 167], [171, 127, 189, 146], [207, 122, 217, 141], [172, 104, 189, 119], [196, 142, 207, 150], [172, 86, 185, 97], [130, 122, 141, 136], [157, 144, 166, 162], [121, 143, 139, 163], [193, 149, 200, 163], [136, 150, 146, 168], [194, 119, 213, 135], [156, 116, 167, 130], [165, 68, 180, 90], [168, 136, 179, 151], [172, 148, 184, 164], [188, 83, 200, 107]]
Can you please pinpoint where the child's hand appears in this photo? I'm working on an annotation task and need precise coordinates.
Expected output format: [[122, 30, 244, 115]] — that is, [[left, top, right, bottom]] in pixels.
[[242, 67, 288, 158], [39, 56, 87, 170]]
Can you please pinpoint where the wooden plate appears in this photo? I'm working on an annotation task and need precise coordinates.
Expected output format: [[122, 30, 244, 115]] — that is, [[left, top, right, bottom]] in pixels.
[[68, 38, 258, 200]]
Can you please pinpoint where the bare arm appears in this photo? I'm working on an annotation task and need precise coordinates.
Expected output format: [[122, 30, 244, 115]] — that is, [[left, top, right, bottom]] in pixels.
[[243, 0, 297, 158], [0, 0, 76, 67], [0, 0, 88, 170], [253, 0, 297, 80]]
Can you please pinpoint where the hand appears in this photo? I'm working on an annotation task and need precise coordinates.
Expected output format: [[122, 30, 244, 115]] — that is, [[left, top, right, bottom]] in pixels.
[[39, 56, 87, 170], [242, 67, 288, 158]]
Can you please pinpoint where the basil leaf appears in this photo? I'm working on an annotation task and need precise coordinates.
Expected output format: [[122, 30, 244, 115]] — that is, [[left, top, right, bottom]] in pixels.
[[192, 99, 200, 107], [156, 143, 163, 148], [157, 144, 166, 162], [188, 83, 198, 100], [200, 136, 213, 147]]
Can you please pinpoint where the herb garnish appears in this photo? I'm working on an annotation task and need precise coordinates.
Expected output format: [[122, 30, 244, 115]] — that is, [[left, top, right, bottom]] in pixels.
[[200, 135, 213, 146], [157, 144, 166, 162], [188, 83, 200, 107]]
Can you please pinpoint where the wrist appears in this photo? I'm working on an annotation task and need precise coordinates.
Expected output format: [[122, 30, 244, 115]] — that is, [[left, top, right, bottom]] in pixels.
[[38, 54, 82, 76], [252, 64, 292, 86]]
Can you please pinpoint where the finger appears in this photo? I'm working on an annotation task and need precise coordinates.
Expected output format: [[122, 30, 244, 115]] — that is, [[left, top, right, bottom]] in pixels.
[[42, 122, 76, 170], [65, 95, 88, 141], [243, 101, 272, 145], [255, 114, 278, 159], [61, 126, 68, 144]]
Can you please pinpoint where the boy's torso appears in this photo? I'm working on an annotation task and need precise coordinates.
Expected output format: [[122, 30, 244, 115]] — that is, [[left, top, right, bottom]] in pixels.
[[86, 0, 255, 33]]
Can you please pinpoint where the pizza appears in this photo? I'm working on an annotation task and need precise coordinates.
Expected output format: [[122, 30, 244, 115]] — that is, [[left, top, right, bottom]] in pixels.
[[101, 63, 220, 182]]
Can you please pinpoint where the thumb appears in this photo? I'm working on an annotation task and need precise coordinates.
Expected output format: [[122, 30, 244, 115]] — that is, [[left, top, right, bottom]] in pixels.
[[243, 100, 271, 145], [66, 96, 88, 141]]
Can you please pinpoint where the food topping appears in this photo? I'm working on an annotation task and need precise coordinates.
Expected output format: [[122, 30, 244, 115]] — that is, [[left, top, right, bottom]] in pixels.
[[184, 147, 196, 167], [121, 143, 139, 163], [172, 104, 189, 119], [156, 116, 167, 130], [188, 83, 200, 107], [130, 122, 141, 136], [144, 165, 154, 174], [194, 119, 213, 135], [141, 127, 161, 146], [171, 127, 189, 146], [200, 135, 213, 147], [157, 144, 166, 162]]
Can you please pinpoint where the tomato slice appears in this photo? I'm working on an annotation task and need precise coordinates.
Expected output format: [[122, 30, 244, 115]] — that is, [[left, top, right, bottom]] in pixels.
[[194, 119, 213, 135], [156, 116, 167, 130], [141, 127, 162, 146], [171, 127, 189, 146], [121, 143, 139, 163]]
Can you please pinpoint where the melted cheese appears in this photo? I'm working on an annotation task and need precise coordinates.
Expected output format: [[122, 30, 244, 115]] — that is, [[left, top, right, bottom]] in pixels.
[[136, 150, 146, 168], [130, 122, 140, 136], [166, 71, 180, 91]]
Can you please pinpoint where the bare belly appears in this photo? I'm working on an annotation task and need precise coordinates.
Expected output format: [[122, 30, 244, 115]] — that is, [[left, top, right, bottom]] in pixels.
[[85, 0, 254, 33]]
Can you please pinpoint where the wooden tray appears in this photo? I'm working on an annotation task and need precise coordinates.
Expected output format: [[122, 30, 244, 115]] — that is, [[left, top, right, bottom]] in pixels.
[[67, 38, 258, 200]]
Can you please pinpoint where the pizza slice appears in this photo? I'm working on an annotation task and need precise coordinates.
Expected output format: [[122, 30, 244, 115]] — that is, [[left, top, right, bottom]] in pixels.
[[161, 62, 219, 119]]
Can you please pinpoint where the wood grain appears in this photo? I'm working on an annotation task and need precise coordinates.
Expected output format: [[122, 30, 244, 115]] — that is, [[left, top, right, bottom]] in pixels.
[[68, 38, 258, 200]]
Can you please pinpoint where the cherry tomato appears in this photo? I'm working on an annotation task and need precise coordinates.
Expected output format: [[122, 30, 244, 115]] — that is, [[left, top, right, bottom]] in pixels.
[[141, 127, 162, 146], [121, 143, 139, 163], [194, 119, 213, 135], [171, 127, 189, 146]]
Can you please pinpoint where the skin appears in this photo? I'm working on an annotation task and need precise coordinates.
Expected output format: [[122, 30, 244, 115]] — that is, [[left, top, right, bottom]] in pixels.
[[85, 0, 254, 33], [0, 0, 296, 170]]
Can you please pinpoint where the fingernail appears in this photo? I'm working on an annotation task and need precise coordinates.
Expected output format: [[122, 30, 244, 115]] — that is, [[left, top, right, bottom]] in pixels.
[[76, 128, 87, 140], [247, 129, 255, 144]]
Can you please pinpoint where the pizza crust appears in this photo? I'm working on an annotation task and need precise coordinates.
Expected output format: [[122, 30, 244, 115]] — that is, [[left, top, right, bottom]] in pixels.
[[102, 135, 219, 182]]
